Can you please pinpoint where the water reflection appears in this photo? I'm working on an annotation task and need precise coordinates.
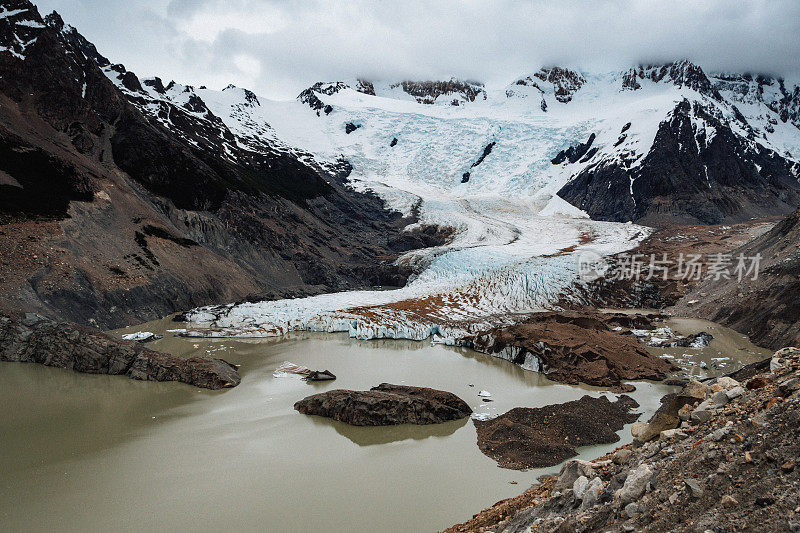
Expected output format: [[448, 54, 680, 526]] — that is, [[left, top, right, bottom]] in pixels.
[[318, 416, 469, 446]]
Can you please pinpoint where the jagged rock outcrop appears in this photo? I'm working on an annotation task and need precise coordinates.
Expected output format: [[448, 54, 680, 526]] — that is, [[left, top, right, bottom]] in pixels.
[[392, 78, 486, 105], [532, 67, 585, 103], [551, 133, 596, 164], [294, 383, 472, 426], [354, 79, 375, 95], [298, 81, 349, 114], [506, 67, 584, 107], [473, 395, 640, 469], [621, 60, 720, 98], [461, 141, 496, 182], [0, 314, 240, 389]]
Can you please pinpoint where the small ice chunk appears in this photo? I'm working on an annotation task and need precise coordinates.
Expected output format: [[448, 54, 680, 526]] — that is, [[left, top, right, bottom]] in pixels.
[[121, 331, 160, 342]]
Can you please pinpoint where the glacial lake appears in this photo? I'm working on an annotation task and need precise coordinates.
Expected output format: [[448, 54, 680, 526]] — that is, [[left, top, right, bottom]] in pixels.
[[0, 315, 763, 532]]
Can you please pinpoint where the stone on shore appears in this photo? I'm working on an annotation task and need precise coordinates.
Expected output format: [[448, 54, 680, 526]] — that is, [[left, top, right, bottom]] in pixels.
[[554, 460, 597, 491], [617, 464, 653, 505]]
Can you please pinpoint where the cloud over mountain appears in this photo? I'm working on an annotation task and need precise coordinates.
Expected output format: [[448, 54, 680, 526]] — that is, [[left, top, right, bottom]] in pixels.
[[35, 0, 800, 98]]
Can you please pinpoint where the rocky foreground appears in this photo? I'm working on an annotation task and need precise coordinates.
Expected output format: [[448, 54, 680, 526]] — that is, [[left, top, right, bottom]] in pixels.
[[446, 348, 800, 532], [0, 314, 241, 389], [294, 383, 472, 425]]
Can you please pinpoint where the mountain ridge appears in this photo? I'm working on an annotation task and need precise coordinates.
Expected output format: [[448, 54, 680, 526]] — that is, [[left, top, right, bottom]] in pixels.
[[0, 0, 422, 328]]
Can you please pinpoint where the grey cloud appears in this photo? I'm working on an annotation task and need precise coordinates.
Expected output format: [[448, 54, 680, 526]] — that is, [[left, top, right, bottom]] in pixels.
[[34, 0, 800, 99]]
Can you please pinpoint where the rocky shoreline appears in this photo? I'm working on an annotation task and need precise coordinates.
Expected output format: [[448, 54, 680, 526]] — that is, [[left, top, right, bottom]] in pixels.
[[446, 348, 800, 532], [0, 313, 241, 389]]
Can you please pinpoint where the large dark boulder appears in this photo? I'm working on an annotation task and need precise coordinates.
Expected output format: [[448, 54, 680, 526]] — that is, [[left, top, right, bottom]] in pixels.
[[473, 395, 640, 470], [294, 383, 472, 426], [0, 314, 240, 389]]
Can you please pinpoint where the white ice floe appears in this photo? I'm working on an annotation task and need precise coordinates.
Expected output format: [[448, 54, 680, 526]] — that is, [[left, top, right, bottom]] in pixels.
[[121, 331, 159, 342], [272, 361, 312, 378]]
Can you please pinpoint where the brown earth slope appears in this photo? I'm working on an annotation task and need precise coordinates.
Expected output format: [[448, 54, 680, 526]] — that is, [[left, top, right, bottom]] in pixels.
[[473, 395, 640, 470], [465, 311, 677, 391], [674, 208, 800, 350]]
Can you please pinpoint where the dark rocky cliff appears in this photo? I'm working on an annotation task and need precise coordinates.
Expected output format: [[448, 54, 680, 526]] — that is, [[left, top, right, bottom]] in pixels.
[[0, 0, 420, 328], [558, 97, 800, 225]]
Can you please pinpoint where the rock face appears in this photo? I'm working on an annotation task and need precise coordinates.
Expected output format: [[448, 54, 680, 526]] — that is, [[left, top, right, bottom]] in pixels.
[[0, 314, 240, 389], [294, 383, 472, 426], [472, 395, 640, 470], [393, 79, 486, 105], [621, 60, 719, 97], [558, 96, 800, 225], [466, 311, 677, 391]]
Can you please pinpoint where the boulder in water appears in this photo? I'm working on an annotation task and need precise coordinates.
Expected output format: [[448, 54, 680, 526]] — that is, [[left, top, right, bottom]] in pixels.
[[294, 383, 472, 426]]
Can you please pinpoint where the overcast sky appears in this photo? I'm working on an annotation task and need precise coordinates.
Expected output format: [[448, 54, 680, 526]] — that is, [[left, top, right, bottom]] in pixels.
[[35, 0, 800, 100]]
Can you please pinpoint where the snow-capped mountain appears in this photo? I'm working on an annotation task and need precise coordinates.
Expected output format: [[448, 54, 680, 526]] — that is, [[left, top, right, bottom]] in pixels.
[[285, 62, 800, 225], [3, 0, 800, 340], [92, 51, 800, 226]]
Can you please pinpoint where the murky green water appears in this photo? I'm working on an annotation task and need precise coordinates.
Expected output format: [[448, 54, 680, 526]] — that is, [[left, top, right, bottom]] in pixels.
[[0, 315, 761, 533]]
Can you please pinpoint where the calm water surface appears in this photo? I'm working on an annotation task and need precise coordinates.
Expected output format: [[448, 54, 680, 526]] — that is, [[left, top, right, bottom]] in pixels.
[[0, 315, 759, 532]]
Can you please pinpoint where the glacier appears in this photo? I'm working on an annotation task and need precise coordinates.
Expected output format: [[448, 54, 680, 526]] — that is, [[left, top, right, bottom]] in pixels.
[[148, 68, 799, 348]]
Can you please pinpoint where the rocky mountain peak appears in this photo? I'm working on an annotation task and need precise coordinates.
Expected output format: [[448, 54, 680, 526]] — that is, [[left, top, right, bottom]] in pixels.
[[622, 60, 719, 98], [222, 83, 260, 107], [297, 81, 349, 114], [506, 67, 584, 107], [392, 78, 486, 105], [42, 9, 62, 29], [532, 67, 585, 103], [355, 78, 375, 95], [142, 76, 166, 94]]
